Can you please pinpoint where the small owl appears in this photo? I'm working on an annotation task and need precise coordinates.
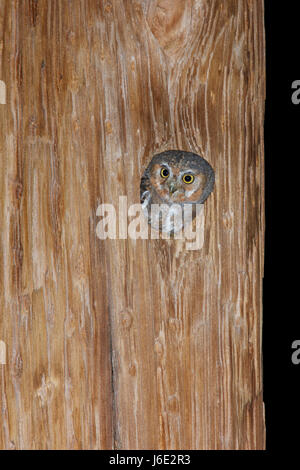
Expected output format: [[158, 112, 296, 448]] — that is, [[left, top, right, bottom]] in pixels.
[[140, 150, 215, 234]]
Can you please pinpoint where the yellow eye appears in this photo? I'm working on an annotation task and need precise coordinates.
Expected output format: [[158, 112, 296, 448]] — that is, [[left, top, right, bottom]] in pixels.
[[160, 167, 169, 179], [183, 173, 194, 184]]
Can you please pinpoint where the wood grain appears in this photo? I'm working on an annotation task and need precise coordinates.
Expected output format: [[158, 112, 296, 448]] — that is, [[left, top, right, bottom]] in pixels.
[[0, 0, 265, 450]]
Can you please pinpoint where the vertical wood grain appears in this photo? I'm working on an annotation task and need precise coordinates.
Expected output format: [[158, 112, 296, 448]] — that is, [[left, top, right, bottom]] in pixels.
[[0, 0, 265, 449]]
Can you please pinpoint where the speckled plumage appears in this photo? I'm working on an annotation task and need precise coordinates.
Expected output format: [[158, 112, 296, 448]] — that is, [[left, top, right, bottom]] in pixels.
[[140, 150, 215, 233]]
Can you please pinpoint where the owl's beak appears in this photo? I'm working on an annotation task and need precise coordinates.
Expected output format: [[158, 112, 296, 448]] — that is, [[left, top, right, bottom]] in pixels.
[[168, 182, 177, 194]]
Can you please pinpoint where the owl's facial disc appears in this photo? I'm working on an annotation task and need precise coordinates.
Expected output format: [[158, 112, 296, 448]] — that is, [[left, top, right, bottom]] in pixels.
[[149, 163, 208, 204]]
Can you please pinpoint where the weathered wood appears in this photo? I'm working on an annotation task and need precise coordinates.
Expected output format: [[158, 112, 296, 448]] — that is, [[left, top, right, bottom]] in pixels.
[[0, 0, 265, 450]]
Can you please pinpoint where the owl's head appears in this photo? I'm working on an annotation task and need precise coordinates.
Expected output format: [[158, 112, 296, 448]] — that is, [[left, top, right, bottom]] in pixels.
[[142, 150, 215, 205]]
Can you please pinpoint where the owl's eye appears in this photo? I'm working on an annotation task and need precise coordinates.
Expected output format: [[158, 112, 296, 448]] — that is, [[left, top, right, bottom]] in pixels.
[[182, 173, 194, 184], [160, 167, 169, 179]]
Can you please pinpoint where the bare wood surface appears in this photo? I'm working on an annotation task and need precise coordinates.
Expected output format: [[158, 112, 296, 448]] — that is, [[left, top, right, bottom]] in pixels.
[[0, 0, 265, 450]]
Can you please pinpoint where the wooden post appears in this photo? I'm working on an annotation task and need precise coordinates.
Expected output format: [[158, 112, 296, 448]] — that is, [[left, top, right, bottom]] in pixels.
[[0, 0, 265, 450]]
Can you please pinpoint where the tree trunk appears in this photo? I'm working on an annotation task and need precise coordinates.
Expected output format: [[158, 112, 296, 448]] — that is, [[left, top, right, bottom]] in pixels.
[[0, 0, 265, 450]]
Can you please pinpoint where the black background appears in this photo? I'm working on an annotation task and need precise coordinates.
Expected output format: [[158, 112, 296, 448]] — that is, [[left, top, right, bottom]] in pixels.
[[264, 0, 300, 455]]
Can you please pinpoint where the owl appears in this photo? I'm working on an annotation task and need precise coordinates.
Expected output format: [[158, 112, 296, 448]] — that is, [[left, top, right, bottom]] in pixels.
[[140, 150, 215, 234]]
